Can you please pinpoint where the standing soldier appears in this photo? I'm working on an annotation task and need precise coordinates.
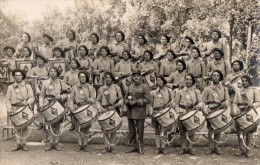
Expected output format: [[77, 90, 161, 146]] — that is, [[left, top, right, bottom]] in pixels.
[[96, 72, 124, 154], [69, 70, 96, 152], [124, 69, 151, 155], [6, 69, 35, 151], [148, 76, 174, 155]]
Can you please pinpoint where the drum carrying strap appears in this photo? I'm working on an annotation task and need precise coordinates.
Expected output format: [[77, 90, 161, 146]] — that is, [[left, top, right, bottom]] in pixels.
[[180, 88, 198, 110]]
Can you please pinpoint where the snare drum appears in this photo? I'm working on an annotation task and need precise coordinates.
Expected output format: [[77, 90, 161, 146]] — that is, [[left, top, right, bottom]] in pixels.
[[234, 107, 260, 133], [41, 100, 66, 125], [206, 109, 233, 134], [72, 104, 98, 128], [98, 110, 122, 134], [179, 110, 206, 134], [9, 106, 37, 129], [153, 107, 179, 132]]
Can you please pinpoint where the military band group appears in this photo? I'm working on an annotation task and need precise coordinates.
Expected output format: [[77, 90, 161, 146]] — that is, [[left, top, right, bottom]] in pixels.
[[2, 29, 260, 158]]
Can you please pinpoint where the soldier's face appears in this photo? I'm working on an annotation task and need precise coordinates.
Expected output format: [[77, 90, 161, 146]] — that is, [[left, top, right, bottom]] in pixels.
[[132, 74, 141, 83], [185, 76, 193, 87], [156, 78, 164, 87], [49, 69, 58, 78], [144, 52, 151, 61], [115, 33, 123, 42], [22, 34, 29, 42], [79, 47, 87, 56], [100, 49, 108, 57], [212, 72, 221, 83], [241, 78, 250, 88], [37, 58, 44, 66], [14, 72, 23, 82], [232, 62, 240, 71], [138, 36, 144, 44], [122, 52, 129, 60], [67, 31, 74, 40], [90, 35, 98, 43], [105, 75, 113, 85], [54, 50, 62, 58], [22, 48, 30, 57], [161, 36, 167, 45], [79, 73, 87, 84], [192, 49, 199, 58], [185, 39, 192, 47], [71, 60, 78, 69], [177, 62, 184, 71], [6, 49, 14, 57], [44, 37, 51, 44], [213, 51, 221, 60], [167, 52, 174, 60], [211, 32, 219, 40]]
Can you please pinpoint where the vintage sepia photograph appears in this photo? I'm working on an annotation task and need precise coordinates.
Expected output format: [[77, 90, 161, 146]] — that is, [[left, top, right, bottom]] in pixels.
[[0, 0, 259, 164]]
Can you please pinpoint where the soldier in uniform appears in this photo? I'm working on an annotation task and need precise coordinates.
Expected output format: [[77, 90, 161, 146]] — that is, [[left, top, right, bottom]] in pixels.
[[148, 76, 174, 155], [15, 32, 33, 59], [77, 45, 93, 70], [124, 69, 151, 155], [138, 50, 159, 77], [202, 70, 230, 155], [69, 70, 96, 152], [159, 49, 177, 78], [114, 50, 134, 78], [178, 36, 195, 61], [186, 46, 206, 91], [206, 48, 231, 79], [232, 75, 260, 158], [155, 34, 172, 60], [96, 72, 124, 154], [21, 46, 33, 60], [29, 53, 49, 130], [131, 34, 150, 64], [55, 29, 78, 61], [84, 33, 101, 61], [38, 33, 54, 59], [6, 69, 35, 151], [109, 31, 129, 63], [167, 59, 187, 90], [39, 66, 70, 151], [175, 73, 203, 155], [63, 58, 81, 131], [201, 29, 228, 63]]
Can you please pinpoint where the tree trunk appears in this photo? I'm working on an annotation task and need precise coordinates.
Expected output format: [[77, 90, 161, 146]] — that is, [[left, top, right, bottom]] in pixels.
[[229, 15, 234, 63]]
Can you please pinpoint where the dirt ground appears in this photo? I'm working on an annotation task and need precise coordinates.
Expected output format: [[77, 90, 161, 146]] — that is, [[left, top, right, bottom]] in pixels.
[[1, 93, 260, 165]]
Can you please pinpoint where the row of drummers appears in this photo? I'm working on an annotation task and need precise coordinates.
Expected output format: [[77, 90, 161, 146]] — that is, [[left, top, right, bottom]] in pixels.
[[6, 65, 260, 157]]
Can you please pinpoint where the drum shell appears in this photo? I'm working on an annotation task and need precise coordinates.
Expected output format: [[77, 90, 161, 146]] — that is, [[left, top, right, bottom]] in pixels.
[[72, 104, 97, 128], [179, 110, 206, 134], [206, 109, 233, 134], [154, 107, 179, 132], [98, 110, 122, 134], [10, 106, 36, 129], [42, 100, 66, 125], [234, 107, 260, 133]]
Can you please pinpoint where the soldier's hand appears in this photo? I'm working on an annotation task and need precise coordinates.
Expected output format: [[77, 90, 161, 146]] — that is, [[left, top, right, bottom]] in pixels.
[[194, 105, 201, 110], [55, 95, 62, 100], [124, 99, 130, 105], [22, 101, 29, 106], [129, 100, 136, 106], [220, 102, 227, 109]]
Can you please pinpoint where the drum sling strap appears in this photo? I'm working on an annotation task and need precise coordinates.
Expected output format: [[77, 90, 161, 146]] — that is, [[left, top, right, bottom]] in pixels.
[[153, 87, 172, 111], [179, 88, 198, 110], [103, 85, 120, 108], [206, 86, 226, 111], [75, 85, 91, 106], [11, 84, 30, 111]]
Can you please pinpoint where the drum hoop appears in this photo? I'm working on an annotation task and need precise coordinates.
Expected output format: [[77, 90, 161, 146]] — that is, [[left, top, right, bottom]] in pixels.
[[41, 100, 58, 112], [72, 104, 91, 114], [45, 110, 66, 123], [236, 119, 260, 133], [102, 120, 122, 133], [206, 109, 226, 120], [12, 114, 37, 129], [210, 119, 233, 134], [97, 110, 116, 121], [233, 107, 257, 120], [184, 119, 206, 134], [179, 110, 198, 121], [9, 106, 28, 116], [154, 107, 171, 118], [78, 114, 97, 125]]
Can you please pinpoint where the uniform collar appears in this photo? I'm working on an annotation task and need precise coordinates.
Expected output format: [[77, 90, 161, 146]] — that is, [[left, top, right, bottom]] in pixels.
[[13, 81, 25, 87], [70, 69, 79, 74], [183, 85, 194, 92], [214, 58, 223, 65], [191, 58, 200, 63], [232, 71, 242, 76], [210, 83, 222, 90], [44, 43, 52, 48], [78, 83, 88, 88]]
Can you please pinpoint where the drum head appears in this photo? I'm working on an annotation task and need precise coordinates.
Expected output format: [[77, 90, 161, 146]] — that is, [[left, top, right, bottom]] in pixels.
[[154, 107, 171, 118], [73, 104, 90, 114], [179, 110, 197, 121], [98, 111, 115, 121], [207, 109, 225, 119]]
